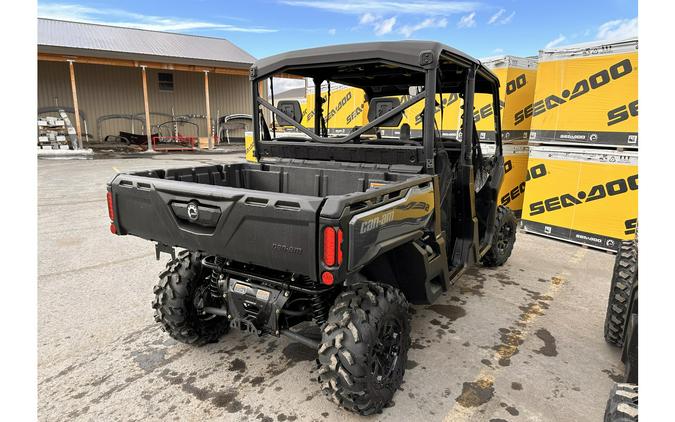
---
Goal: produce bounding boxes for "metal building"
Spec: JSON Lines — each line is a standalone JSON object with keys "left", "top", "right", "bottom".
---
{"left": 38, "top": 18, "right": 256, "bottom": 149}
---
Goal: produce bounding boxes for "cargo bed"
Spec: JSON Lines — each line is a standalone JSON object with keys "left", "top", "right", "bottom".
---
{"left": 108, "top": 161, "right": 425, "bottom": 279}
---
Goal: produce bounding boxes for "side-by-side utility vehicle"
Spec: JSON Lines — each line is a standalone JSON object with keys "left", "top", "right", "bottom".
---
{"left": 106, "top": 41, "right": 517, "bottom": 415}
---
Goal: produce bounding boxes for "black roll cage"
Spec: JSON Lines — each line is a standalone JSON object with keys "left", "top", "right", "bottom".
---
{"left": 250, "top": 51, "right": 503, "bottom": 174}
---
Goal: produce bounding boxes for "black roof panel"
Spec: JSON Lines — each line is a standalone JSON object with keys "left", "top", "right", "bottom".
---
{"left": 254, "top": 40, "right": 483, "bottom": 78}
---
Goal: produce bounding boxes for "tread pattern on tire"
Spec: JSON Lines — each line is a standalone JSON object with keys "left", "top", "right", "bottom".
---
{"left": 151, "top": 250, "right": 229, "bottom": 345}
{"left": 604, "top": 240, "right": 638, "bottom": 347}
{"left": 317, "top": 282, "right": 411, "bottom": 416}
{"left": 482, "top": 205, "right": 517, "bottom": 267}
{"left": 603, "top": 383, "right": 638, "bottom": 422}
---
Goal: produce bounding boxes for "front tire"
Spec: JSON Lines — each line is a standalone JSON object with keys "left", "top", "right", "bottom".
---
{"left": 604, "top": 240, "right": 638, "bottom": 347}
{"left": 317, "top": 283, "right": 411, "bottom": 415}
{"left": 152, "top": 251, "right": 229, "bottom": 345}
{"left": 482, "top": 205, "right": 517, "bottom": 267}
{"left": 603, "top": 383, "right": 638, "bottom": 422}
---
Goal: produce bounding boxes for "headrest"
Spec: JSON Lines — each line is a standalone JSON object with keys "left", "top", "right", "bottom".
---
{"left": 367, "top": 97, "right": 403, "bottom": 127}
{"left": 276, "top": 100, "right": 303, "bottom": 124}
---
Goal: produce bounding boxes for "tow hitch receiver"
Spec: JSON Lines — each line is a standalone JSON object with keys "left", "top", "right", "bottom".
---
{"left": 225, "top": 277, "right": 289, "bottom": 336}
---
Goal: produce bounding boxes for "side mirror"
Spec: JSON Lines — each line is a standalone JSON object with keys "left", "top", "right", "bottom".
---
{"left": 276, "top": 100, "right": 303, "bottom": 124}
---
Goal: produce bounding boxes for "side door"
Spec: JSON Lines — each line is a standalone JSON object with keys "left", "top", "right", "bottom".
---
{"left": 472, "top": 80, "right": 505, "bottom": 250}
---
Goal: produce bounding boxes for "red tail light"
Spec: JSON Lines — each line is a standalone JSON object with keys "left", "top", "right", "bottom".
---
{"left": 322, "top": 226, "right": 344, "bottom": 268}
{"left": 107, "top": 191, "right": 115, "bottom": 220}
{"left": 337, "top": 228, "right": 343, "bottom": 265}
{"left": 323, "top": 227, "right": 336, "bottom": 266}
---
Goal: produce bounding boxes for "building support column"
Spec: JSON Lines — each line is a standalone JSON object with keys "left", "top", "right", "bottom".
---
{"left": 140, "top": 65, "right": 153, "bottom": 152}
{"left": 204, "top": 70, "right": 212, "bottom": 149}
{"left": 67, "top": 60, "right": 83, "bottom": 149}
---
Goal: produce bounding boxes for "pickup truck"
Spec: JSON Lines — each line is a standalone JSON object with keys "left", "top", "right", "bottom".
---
{"left": 107, "top": 41, "right": 517, "bottom": 415}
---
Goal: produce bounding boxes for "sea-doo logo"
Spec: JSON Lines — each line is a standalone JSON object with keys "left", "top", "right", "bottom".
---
{"left": 607, "top": 100, "right": 638, "bottom": 126}
{"left": 529, "top": 174, "right": 638, "bottom": 216}
{"left": 187, "top": 203, "right": 199, "bottom": 221}
{"left": 505, "top": 73, "right": 527, "bottom": 95}
{"left": 514, "top": 58, "right": 634, "bottom": 126}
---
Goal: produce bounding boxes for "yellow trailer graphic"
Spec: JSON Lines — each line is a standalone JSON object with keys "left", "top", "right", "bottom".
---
{"left": 285, "top": 56, "right": 537, "bottom": 143}
{"left": 527, "top": 38, "right": 638, "bottom": 148}
{"left": 521, "top": 146, "right": 637, "bottom": 251}
{"left": 302, "top": 83, "right": 369, "bottom": 133}
{"left": 385, "top": 56, "right": 538, "bottom": 143}
{"left": 480, "top": 56, "right": 538, "bottom": 143}
{"left": 482, "top": 144, "right": 529, "bottom": 216}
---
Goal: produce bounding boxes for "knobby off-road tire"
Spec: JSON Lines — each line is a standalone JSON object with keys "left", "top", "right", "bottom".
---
{"left": 604, "top": 240, "right": 638, "bottom": 347}
{"left": 603, "top": 383, "right": 638, "bottom": 422}
{"left": 482, "top": 205, "right": 517, "bottom": 267}
{"left": 152, "top": 250, "right": 229, "bottom": 345}
{"left": 317, "top": 283, "right": 411, "bottom": 415}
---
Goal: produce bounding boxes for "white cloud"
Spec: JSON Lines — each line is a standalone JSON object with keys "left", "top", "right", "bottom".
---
{"left": 399, "top": 17, "right": 448, "bottom": 38}
{"left": 457, "top": 12, "right": 476, "bottom": 28}
{"left": 271, "top": 77, "right": 306, "bottom": 95}
{"left": 493, "top": 47, "right": 504, "bottom": 53}
{"left": 488, "top": 8, "right": 514, "bottom": 25}
{"left": 500, "top": 11, "right": 515, "bottom": 25}
{"left": 488, "top": 9, "right": 505, "bottom": 24}
{"left": 374, "top": 16, "right": 397, "bottom": 35}
{"left": 596, "top": 17, "right": 637, "bottom": 41}
{"left": 38, "top": 3, "right": 277, "bottom": 33}
{"left": 328, "top": 28, "right": 337, "bottom": 35}
{"left": 360, "top": 13, "right": 377, "bottom": 24}
{"left": 358, "top": 13, "right": 397, "bottom": 36}
{"left": 281, "top": 1, "right": 479, "bottom": 15}
{"left": 545, "top": 34, "right": 567, "bottom": 49}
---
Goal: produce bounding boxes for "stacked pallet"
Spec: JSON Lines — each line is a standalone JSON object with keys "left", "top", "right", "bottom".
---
{"left": 521, "top": 38, "right": 638, "bottom": 251}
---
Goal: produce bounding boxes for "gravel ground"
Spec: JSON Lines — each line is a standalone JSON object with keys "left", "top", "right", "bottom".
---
{"left": 38, "top": 153, "right": 622, "bottom": 421}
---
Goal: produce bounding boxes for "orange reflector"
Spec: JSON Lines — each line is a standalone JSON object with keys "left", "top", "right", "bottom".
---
{"left": 107, "top": 191, "right": 114, "bottom": 220}
{"left": 323, "top": 226, "right": 336, "bottom": 266}
{"left": 321, "top": 271, "right": 334, "bottom": 286}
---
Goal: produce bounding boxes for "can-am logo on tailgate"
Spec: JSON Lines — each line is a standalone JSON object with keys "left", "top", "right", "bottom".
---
{"left": 514, "top": 58, "right": 633, "bottom": 126}
{"left": 187, "top": 203, "right": 199, "bottom": 221}
{"left": 272, "top": 243, "right": 303, "bottom": 255}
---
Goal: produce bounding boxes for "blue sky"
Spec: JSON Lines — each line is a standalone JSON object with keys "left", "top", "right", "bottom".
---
{"left": 38, "top": 1, "right": 637, "bottom": 59}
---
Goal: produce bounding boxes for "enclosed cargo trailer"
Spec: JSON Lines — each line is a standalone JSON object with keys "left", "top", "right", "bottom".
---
{"left": 527, "top": 38, "right": 638, "bottom": 148}
{"left": 521, "top": 146, "right": 637, "bottom": 251}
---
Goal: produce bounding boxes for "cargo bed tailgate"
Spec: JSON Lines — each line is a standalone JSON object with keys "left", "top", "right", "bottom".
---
{"left": 109, "top": 174, "right": 323, "bottom": 278}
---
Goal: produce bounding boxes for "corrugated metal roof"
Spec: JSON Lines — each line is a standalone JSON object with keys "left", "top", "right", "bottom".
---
{"left": 38, "top": 18, "right": 256, "bottom": 68}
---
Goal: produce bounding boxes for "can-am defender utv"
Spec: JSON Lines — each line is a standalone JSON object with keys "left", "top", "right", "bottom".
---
{"left": 106, "top": 41, "right": 517, "bottom": 415}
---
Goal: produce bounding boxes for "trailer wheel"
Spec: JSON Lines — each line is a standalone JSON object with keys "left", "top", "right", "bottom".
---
{"left": 603, "top": 383, "right": 638, "bottom": 422}
{"left": 317, "top": 282, "right": 411, "bottom": 415}
{"left": 482, "top": 205, "right": 517, "bottom": 267}
{"left": 151, "top": 250, "right": 229, "bottom": 345}
{"left": 604, "top": 240, "right": 638, "bottom": 347}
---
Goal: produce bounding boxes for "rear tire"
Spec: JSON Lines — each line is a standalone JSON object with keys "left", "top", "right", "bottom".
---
{"left": 317, "top": 283, "right": 411, "bottom": 415}
{"left": 482, "top": 205, "right": 517, "bottom": 267}
{"left": 152, "top": 251, "right": 229, "bottom": 345}
{"left": 603, "top": 383, "right": 638, "bottom": 422}
{"left": 604, "top": 240, "right": 638, "bottom": 347}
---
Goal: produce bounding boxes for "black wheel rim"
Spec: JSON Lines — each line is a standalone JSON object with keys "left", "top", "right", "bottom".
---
{"left": 371, "top": 316, "right": 404, "bottom": 387}
{"left": 495, "top": 223, "right": 513, "bottom": 254}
